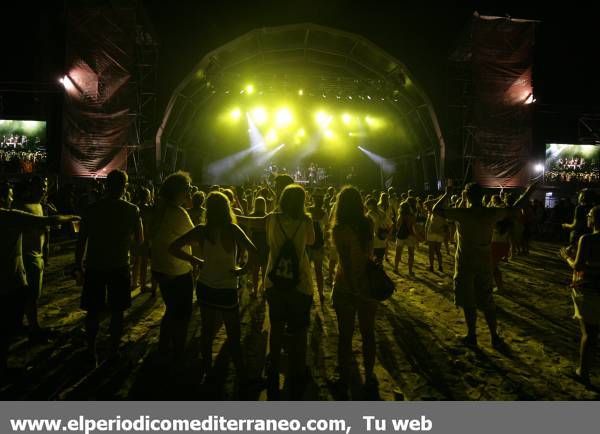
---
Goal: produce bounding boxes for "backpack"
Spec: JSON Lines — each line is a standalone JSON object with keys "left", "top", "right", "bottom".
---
{"left": 268, "top": 216, "right": 302, "bottom": 289}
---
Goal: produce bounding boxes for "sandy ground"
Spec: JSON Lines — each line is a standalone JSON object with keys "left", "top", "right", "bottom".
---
{"left": 2, "top": 240, "right": 599, "bottom": 400}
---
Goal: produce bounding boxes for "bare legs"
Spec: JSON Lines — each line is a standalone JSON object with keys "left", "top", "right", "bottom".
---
{"left": 577, "top": 320, "right": 598, "bottom": 382}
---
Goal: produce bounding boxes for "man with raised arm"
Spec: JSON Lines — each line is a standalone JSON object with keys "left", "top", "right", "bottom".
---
{"left": 432, "top": 181, "right": 538, "bottom": 349}
{"left": 0, "top": 182, "right": 79, "bottom": 381}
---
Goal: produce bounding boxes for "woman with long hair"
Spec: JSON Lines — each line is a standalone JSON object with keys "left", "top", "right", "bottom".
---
{"left": 332, "top": 186, "right": 378, "bottom": 391}
{"left": 561, "top": 205, "right": 600, "bottom": 384}
{"left": 263, "top": 184, "right": 315, "bottom": 399}
{"left": 170, "top": 191, "right": 257, "bottom": 383}
{"left": 150, "top": 171, "right": 196, "bottom": 364}
{"left": 394, "top": 200, "right": 417, "bottom": 276}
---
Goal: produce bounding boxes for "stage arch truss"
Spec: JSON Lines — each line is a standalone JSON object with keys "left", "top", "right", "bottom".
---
{"left": 157, "top": 23, "right": 446, "bottom": 184}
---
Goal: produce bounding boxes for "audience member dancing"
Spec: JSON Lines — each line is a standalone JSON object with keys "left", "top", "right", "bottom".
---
{"left": 171, "top": 191, "right": 257, "bottom": 383}
{"left": 149, "top": 172, "right": 196, "bottom": 365}
{"left": 432, "top": 182, "right": 537, "bottom": 349}
{"left": 561, "top": 205, "right": 600, "bottom": 385}
{"left": 1, "top": 182, "right": 79, "bottom": 381}
{"left": 18, "top": 176, "right": 51, "bottom": 341}
{"left": 75, "top": 170, "right": 143, "bottom": 365}
{"left": 562, "top": 189, "right": 596, "bottom": 253}
{"left": 332, "top": 186, "right": 378, "bottom": 393}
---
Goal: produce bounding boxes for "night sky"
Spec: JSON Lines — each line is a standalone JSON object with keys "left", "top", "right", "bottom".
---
{"left": 1, "top": 0, "right": 598, "bottom": 148}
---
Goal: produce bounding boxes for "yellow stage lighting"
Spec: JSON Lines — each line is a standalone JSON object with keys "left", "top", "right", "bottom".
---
{"left": 315, "top": 111, "right": 332, "bottom": 128}
{"left": 245, "top": 84, "right": 255, "bottom": 94}
{"left": 275, "top": 108, "right": 293, "bottom": 127}
{"left": 265, "top": 129, "right": 278, "bottom": 144}
{"left": 229, "top": 108, "right": 242, "bottom": 121}
{"left": 251, "top": 107, "right": 268, "bottom": 124}
{"left": 324, "top": 129, "right": 335, "bottom": 139}
{"left": 365, "top": 115, "right": 385, "bottom": 129}
{"left": 298, "top": 89, "right": 304, "bottom": 96}
{"left": 342, "top": 113, "right": 352, "bottom": 125}
{"left": 297, "top": 128, "right": 306, "bottom": 137}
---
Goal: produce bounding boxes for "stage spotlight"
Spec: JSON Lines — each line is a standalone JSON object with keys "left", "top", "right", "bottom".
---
{"left": 245, "top": 84, "right": 255, "bottom": 95}
{"left": 229, "top": 108, "right": 242, "bottom": 121}
{"left": 324, "top": 129, "right": 334, "bottom": 139}
{"left": 298, "top": 89, "right": 304, "bottom": 96}
{"left": 275, "top": 108, "right": 293, "bottom": 127}
{"left": 251, "top": 107, "right": 268, "bottom": 125}
{"left": 342, "top": 113, "right": 352, "bottom": 125}
{"left": 297, "top": 128, "right": 306, "bottom": 137}
{"left": 365, "top": 115, "right": 385, "bottom": 129}
{"left": 315, "top": 111, "right": 332, "bottom": 128}
{"left": 534, "top": 163, "right": 544, "bottom": 173}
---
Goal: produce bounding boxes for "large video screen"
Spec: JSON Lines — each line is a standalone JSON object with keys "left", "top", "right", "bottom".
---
{"left": 0, "top": 119, "right": 47, "bottom": 173}
{"left": 545, "top": 143, "right": 600, "bottom": 184}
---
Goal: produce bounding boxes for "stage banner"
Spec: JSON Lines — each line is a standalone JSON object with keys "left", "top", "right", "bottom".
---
{"left": 61, "top": 6, "right": 136, "bottom": 178}
{"left": 471, "top": 14, "right": 535, "bottom": 188}
{"left": 2, "top": 401, "right": 599, "bottom": 434}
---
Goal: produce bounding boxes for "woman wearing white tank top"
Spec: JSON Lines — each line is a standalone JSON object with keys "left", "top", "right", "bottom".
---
{"left": 170, "top": 191, "right": 257, "bottom": 383}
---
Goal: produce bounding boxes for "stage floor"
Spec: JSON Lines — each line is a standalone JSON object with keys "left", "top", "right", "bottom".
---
{"left": 2, "top": 240, "right": 599, "bottom": 400}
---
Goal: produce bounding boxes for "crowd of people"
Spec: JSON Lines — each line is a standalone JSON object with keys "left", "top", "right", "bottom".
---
{"left": 1, "top": 169, "right": 599, "bottom": 397}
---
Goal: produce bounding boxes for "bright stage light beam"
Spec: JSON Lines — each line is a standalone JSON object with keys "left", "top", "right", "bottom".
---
{"left": 358, "top": 146, "right": 396, "bottom": 174}
{"left": 342, "top": 113, "right": 352, "bottom": 125}
{"left": 251, "top": 107, "right": 268, "bottom": 125}
{"left": 275, "top": 108, "right": 293, "bottom": 127}
{"left": 245, "top": 84, "right": 255, "bottom": 95}
{"left": 534, "top": 163, "right": 544, "bottom": 173}
{"left": 230, "top": 108, "right": 242, "bottom": 121}
{"left": 315, "top": 111, "right": 332, "bottom": 128}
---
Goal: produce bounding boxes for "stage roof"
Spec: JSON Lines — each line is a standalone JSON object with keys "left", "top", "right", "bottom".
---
{"left": 157, "top": 23, "right": 445, "bottom": 179}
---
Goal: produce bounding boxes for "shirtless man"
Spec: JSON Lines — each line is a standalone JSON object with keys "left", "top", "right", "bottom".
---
{"left": 0, "top": 182, "right": 79, "bottom": 381}
{"left": 433, "top": 182, "right": 537, "bottom": 349}
{"left": 75, "top": 170, "right": 143, "bottom": 364}
{"left": 18, "top": 176, "right": 50, "bottom": 342}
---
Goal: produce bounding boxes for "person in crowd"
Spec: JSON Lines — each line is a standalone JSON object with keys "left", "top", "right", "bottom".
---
{"left": 148, "top": 172, "right": 195, "bottom": 365}
{"left": 432, "top": 182, "right": 537, "bottom": 349}
{"left": 562, "top": 189, "right": 596, "bottom": 253}
{"left": 18, "top": 176, "right": 50, "bottom": 341}
{"left": 75, "top": 170, "right": 143, "bottom": 364}
{"left": 187, "top": 191, "right": 206, "bottom": 226}
{"left": 241, "top": 184, "right": 315, "bottom": 399}
{"left": 424, "top": 196, "right": 446, "bottom": 273}
{"left": 249, "top": 196, "right": 269, "bottom": 297}
{"left": 332, "top": 186, "right": 378, "bottom": 392}
{"left": 265, "top": 184, "right": 314, "bottom": 398}
{"left": 170, "top": 191, "right": 257, "bottom": 384}
{"left": 394, "top": 201, "right": 417, "bottom": 276}
{"left": 307, "top": 193, "right": 328, "bottom": 303}
{"left": 1, "top": 182, "right": 79, "bottom": 381}
{"left": 377, "top": 193, "right": 394, "bottom": 263}
{"left": 133, "top": 187, "right": 154, "bottom": 293}
{"left": 560, "top": 205, "right": 600, "bottom": 385}
{"left": 366, "top": 197, "right": 392, "bottom": 266}
{"left": 490, "top": 198, "right": 511, "bottom": 293}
